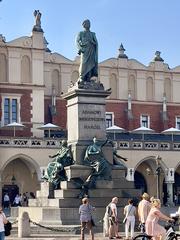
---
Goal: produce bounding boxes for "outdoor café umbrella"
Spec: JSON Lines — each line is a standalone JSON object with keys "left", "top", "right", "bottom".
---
{"left": 131, "top": 126, "right": 155, "bottom": 140}
{"left": 37, "top": 123, "right": 60, "bottom": 138}
{"left": 106, "top": 125, "right": 126, "bottom": 140}
{"left": 3, "top": 122, "right": 25, "bottom": 137}
{"left": 161, "top": 127, "right": 180, "bottom": 141}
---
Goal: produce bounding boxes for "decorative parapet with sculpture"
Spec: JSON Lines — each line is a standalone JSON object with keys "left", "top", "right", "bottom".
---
{"left": 32, "top": 10, "right": 43, "bottom": 32}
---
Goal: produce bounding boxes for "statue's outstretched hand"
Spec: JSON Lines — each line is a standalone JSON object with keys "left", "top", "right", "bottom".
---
{"left": 120, "top": 156, "right": 128, "bottom": 161}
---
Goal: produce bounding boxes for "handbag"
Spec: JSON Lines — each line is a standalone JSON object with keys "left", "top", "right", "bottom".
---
{"left": 88, "top": 204, "right": 95, "bottom": 227}
{"left": 91, "top": 218, "right": 96, "bottom": 226}
{"left": 123, "top": 205, "right": 133, "bottom": 224}
{"left": 4, "top": 221, "right": 12, "bottom": 236}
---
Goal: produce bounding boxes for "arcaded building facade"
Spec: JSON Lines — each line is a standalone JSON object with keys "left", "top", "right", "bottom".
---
{"left": 0, "top": 14, "right": 180, "bottom": 205}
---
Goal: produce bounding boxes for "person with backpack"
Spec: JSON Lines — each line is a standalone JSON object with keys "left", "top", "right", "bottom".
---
{"left": 104, "top": 197, "right": 121, "bottom": 239}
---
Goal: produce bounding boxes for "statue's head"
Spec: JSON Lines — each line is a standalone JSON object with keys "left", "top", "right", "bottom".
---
{"left": 61, "top": 140, "right": 67, "bottom": 147}
{"left": 82, "top": 19, "right": 90, "bottom": 30}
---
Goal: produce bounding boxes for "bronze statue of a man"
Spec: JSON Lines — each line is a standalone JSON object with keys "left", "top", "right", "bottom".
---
{"left": 76, "top": 19, "right": 98, "bottom": 82}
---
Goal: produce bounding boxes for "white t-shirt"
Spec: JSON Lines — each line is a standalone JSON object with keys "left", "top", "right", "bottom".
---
{"left": 110, "top": 202, "right": 117, "bottom": 217}
{"left": 124, "top": 204, "right": 136, "bottom": 217}
{"left": 0, "top": 213, "right": 6, "bottom": 232}
{"left": 14, "top": 196, "right": 21, "bottom": 204}
{"left": 4, "top": 194, "right": 10, "bottom": 202}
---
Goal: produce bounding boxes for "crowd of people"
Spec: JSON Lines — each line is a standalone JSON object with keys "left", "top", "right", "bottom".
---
{"left": 0, "top": 191, "right": 176, "bottom": 240}
{"left": 79, "top": 193, "right": 175, "bottom": 240}
{"left": 2, "top": 192, "right": 36, "bottom": 209}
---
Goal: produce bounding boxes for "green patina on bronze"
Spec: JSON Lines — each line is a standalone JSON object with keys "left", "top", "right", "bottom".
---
{"left": 43, "top": 140, "right": 74, "bottom": 189}
{"left": 76, "top": 19, "right": 98, "bottom": 83}
{"left": 78, "top": 137, "right": 112, "bottom": 198}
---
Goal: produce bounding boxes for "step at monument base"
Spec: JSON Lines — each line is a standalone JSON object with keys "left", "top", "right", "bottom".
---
{"left": 22, "top": 165, "right": 141, "bottom": 226}
{"left": 18, "top": 206, "right": 126, "bottom": 225}
{"left": 29, "top": 196, "right": 138, "bottom": 208}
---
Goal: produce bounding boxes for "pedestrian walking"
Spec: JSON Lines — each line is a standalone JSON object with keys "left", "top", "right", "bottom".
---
{"left": 0, "top": 206, "right": 8, "bottom": 240}
{"left": 13, "top": 194, "right": 21, "bottom": 207}
{"left": 79, "top": 197, "right": 95, "bottom": 240}
{"left": 108, "top": 197, "right": 121, "bottom": 239}
{"left": 103, "top": 201, "right": 111, "bottom": 237}
{"left": 137, "top": 193, "right": 151, "bottom": 233}
{"left": 3, "top": 193, "right": 10, "bottom": 209}
{"left": 123, "top": 199, "right": 136, "bottom": 240}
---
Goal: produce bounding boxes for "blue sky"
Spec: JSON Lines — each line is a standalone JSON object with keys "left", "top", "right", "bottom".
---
{"left": 0, "top": 0, "right": 180, "bottom": 68}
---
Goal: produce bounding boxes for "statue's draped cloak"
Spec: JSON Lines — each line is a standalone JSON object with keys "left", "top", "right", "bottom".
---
{"left": 45, "top": 146, "right": 74, "bottom": 188}
{"left": 76, "top": 30, "right": 98, "bottom": 80}
{"left": 84, "top": 143, "right": 110, "bottom": 178}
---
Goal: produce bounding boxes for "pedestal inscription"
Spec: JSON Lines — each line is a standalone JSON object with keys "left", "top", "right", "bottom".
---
{"left": 79, "top": 109, "right": 105, "bottom": 130}
{"left": 63, "top": 88, "right": 111, "bottom": 142}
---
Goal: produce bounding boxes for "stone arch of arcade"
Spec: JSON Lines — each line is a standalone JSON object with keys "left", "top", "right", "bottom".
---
{"left": 0, "top": 153, "right": 41, "bottom": 204}
{"left": 133, "top": 155, "right": 167, "bottom": 201}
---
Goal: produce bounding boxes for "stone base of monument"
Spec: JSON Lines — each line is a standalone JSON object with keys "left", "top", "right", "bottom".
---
{"left": 16, "top": 165, "right": 141, "bottom": 233}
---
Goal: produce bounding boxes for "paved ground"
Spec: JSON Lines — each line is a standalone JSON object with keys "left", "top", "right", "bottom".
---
{"left": 5, "top": 206, "right": 180, "bottom": 239}
{"left": 6, "top": 233, "right": 123, "bottom": 240}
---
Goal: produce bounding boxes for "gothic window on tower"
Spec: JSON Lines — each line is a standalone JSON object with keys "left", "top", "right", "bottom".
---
{"left": 176, "top": 116, "right": 180, "bottom": 130}
{"left": 1, "top": 96, "right": 20, "bottom": 126}
{"left": 140, "top": 114, "right": 150, "bottom": 128}
{"left": 105, "top": 112, "right": 114, "bottom": 128}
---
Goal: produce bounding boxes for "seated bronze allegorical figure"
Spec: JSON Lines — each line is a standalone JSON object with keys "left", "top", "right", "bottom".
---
{"left": 42, "top": 140, "right": 74, "bottom": 189}
{"left": 78, "top": 137, "right": 112, "bottom": 198}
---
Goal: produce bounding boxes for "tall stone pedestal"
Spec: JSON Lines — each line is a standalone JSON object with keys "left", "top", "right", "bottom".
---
{"left": 63, "top": 86, "right": 113, "bottom": 164}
